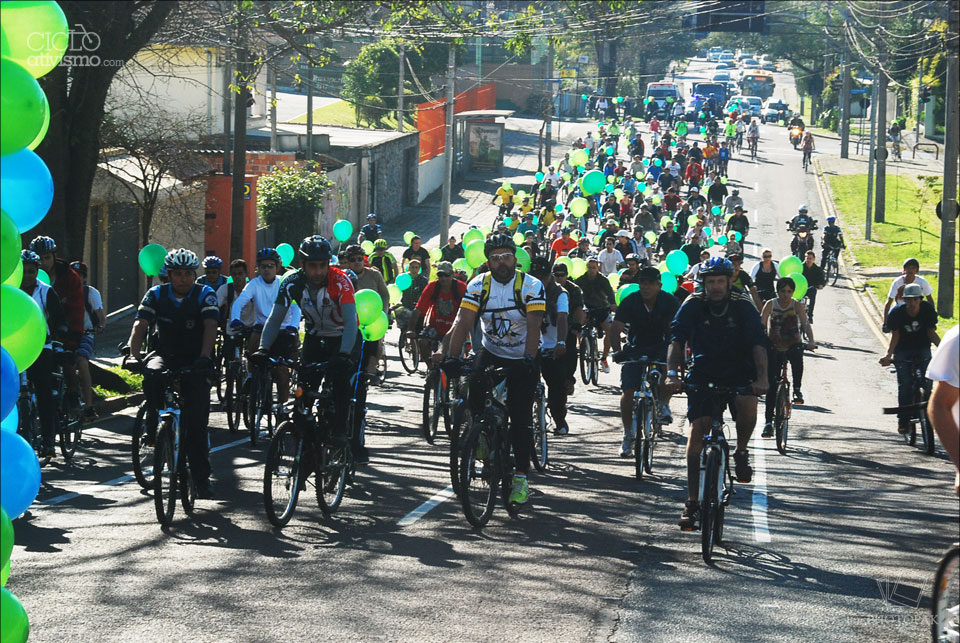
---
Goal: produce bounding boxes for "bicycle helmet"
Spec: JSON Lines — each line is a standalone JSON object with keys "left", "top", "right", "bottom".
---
{"left": 163, "top": 248, "right": 200, "bottom": 271}
{"left": 343, "top": 244, "right": 363, "bottom": 258}
{"left": 484, "top": 233, "right": 516, "bottom": 257}
{"left": 299, "top": 235, "right": 332, "bottom": 262}
{"left": 529, "top": 256, "right": 551, "bottom": 277}
{"left": 29, "top": 235, "right": 56, "bottom": 254}
{"left": 624, "top": 253, "right": 640, "bottom": 263}
{"left": 826, "top": 216, "right": 836, "bottom": 223}
{"left": 366, "top": 213, "right": 377, "bottom": 220}
{"left": 797, "top": 204, "right": 809, "bottom": 213}
{"left": 373, "top": 239, "right": 388, "bottom": 249}
{"left": 20, "top": 249, "right": 41, "bottom": 266}
{"left": 256, "top": 247, "right": 281, "bottom": 265}
{"left": 202, "top": 255, "right": 223, "bottom": 269}
{"left": 70, "top": 260, "right": 88, "bottom": 277}
{"left": 697, "top": 257, "right": 734, "bottom": 278}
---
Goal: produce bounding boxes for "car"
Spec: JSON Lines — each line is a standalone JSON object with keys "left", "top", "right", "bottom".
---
{"left": 739, "top": 95, "right": 763, "bottom": 116}
{"left": 761, "top": 98, "right": 792, "bottom": 123}
{"left": 712, "top": 72, "right": 731, "bottom": 82}
{"left": 742, "top": 59, "right": 760, "bottom": 69}
{"left": 761, "top": 62, "right": 778, "bottom": 72}
{"left": 708, "top": 46, "right": 723, "bottom": 61}
{"left": 725, "top": 81, "right": 739, "bottom": 95}
{"left": 715, "top": 62, "right": 732, "bottom": 70}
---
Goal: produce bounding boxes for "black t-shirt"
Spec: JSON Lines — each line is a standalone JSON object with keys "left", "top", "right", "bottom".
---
{"left": 440, "top": 244, "right": 464, "bottom": 263}
{"left": 888, "top": 302, "right": 937, "bottom": 353}
{"left": 402, "top": 247, "right": 430, "bottom": 271}
{"left": 615, "top": 290, "right": 680, "bottom": 351}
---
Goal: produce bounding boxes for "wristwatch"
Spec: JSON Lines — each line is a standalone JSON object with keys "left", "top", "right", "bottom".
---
{"left": 556, "top": 341, "right": 566, "bottom": 346}
{"left": 666, "top": 370, "right": 678, "bottom": 377}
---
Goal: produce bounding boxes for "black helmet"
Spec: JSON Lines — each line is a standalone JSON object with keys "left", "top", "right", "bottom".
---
{"left": 299, "top": 235, "right": 332, "bottom": 262}
{"left": 484, "top": 233, "right": 516, "bottom": 258}
{"left": 529, "top": 256, "right": 551, "bottom": 277}
{"left": 698, "top": 257, "right": 734, "bottom": 279}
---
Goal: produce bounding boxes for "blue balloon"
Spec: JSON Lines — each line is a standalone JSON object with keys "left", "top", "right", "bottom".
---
{"left": 0, "top": 405, "right": 18, "bottom": 434}
{"left": 0, "top": 149, "right": 54, "bottom": 233}
{"left": 0, "top": 347, "right": 17, "bottom": 420}
{"left": 0, "top": 430, "right": 41, "bottom": 518}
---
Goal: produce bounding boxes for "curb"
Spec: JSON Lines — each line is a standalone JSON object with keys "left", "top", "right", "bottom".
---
{"left": 812, "top": 159, "right": 887, "bottom": 351}
{"left": 97, "top": 392, "right": 144, "bottom": 416}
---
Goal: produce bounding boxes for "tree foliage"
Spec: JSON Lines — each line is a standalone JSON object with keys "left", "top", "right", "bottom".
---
{"left": 257, "top": 163, "right": 333, "bottom": 246}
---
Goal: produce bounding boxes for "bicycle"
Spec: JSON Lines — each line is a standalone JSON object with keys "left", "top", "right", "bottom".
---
{"left": 51, "top": 344, "right": 83, "bottom": 461}
{"left": 422, "top": 356, "right": 453, "bottom": 445}
{"left": 579, "top": 310, "right": 604, "bottom": 386}
{"left": 885, "top": 358, "right": 935, "bottom": 455}
{"left": 130, "top": 401, "right": 153, "bottom": 489}
{"left": 747, "top": 135, "right": 758, "bottom": 159}
{"left": 457, "top": 364, "right": 523, "bottom": 528}
{"left": 684, "top": 383, "right": 749, "bottom": 564}
{"left": 243, "top": 349, "right": 284, "bottom": 447}
{"left": 932, "top": 542, "right": 960, "bottom": 642}
{"left": 822, "top": 246, "right": 840, "bottom": 286}
{"left": 213, "top": 329, "right": 225, "bottom": 403}
{"left": 391, "top": 304, "right": 420, "bottom": 374}
{"left": 617, "top": 353, "right": 665, "bottom": 479}
{"left": 221, "top": 328, "right": 249, "bottom": 434}
{"left": 531, "top": 371, "right": 549, "bottom": 473}
{"left": 16, "top": 373, "right": 50, "bottom": 467}
{"left": 770, "top": 348, "right": 797, "bottom": 455}
{"left": 802, "top": 148, "right": 812, "bottom": 172}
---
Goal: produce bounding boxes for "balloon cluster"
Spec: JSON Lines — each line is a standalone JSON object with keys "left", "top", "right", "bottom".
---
{"left": 355, "top": 289, "right": 388, "bottom": 341}
{"left": 1, "top": 1, "right": 71, "bottom": 638}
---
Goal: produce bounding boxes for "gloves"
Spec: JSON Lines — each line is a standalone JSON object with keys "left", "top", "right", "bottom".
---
{"left": 441, "top": 357, "right": 464, "bottom": 378}
{"left": 230, "top": 319, "right": 244, "bottom": 330}
{"left": 249, "top": 349, "right": 271, "bottom": 367}
{"left": 329, "top": 352, "right": 354, "bottom": 372}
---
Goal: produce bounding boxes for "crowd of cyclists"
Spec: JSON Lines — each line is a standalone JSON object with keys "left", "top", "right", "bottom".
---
{"left": 14, "top": 97, "right": 958, "bottom": 537}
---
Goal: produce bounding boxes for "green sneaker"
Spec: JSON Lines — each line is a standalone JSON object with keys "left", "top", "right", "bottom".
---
{"left": 508, "top": 475, "right": 529, "bottom": 505}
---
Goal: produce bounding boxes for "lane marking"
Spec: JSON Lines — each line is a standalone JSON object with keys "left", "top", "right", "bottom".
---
{"left": 753, "top": 182, "right": 761, "bottom": 224}
{"left": 397, "top": 485, "right": 455, "bottom": 527}
{"left": 751, "top": 431, "right": 772, "bottom": 542}
{"left": 41, "top": 437, "right": 250, "bottom": 506}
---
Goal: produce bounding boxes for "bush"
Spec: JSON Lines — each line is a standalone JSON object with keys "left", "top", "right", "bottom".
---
{"left": 257, "top": 164, "right": 333, "bottom": 247}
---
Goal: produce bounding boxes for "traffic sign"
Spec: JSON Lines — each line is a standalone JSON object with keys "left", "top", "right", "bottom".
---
{"left": 851, "top": 88, "right": 869, "bottom": 95}
{"left": 578, "top": 55, "right": 590, "bottom": 64}
{"left": 560, "top": 68, "right": 577, "bottom": 78}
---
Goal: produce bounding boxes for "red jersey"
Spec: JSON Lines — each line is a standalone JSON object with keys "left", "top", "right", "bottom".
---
{"left": 415, "top": 279, "right": 467, "bottom": 337}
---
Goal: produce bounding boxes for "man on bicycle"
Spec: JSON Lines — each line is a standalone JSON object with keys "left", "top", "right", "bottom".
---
{"left": 256, "top": 236, "right": 360, "bottom": 454}
{"left": 218, "top": 259, "right": 252, "bottom": 368}
{"left": 20, "top": 250, "right": 68, "bottom": 458}
{"left": 529, "top": 256, "right": 572, "bottom": 435}
{"left": 879, "top": 284, "right": 940, "bottom": 435}
{"left": 575, "top": 256, "right": 619, "bottom": 373}
{"left": 442, "top": 234, "right": 545, "bottom": 506}
{"left": 230, "top": 248, "right": 301, "bottom": 417}
{"left": 493, "top": 183, "right": 515, "bottom": 217}
{"left": 820, "top": 215, "right": 846, "bottom": 265}
{"left": 127, "top": 249, "right": 219, "bottom": 498}
{"left": 360, "top": 213, "right": 382, "bottom": 242}
{"left": 663, "top": 258, "right": 769, "bottom": 531}
{"left": 370, "top": 239, "right": 399, "bottom": 285}
{"left": 800, "top": 251, "right": 826, "bottom": 323}
{"left": 407, "top": 261, "right": 466, "bottom": 367}
{"left": 613, "top": 266, "right": 680, "bottom": 457}
{"left": 343, "top": 245, "right": 390, "bottom": 384}
{"left": 198, "top": 255, "right": 227, "bottom": 291}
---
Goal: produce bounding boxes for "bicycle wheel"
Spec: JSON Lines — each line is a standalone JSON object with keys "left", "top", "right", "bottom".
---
{"left": 20, "top": 399, "right": 50, "bottom": 468}
{"left": 316, "top": 444, "right": 348, "bottom": 516}
{"left": 421, "top": 370, "right": 441, "bottom": 445}
{"left": 241, "top": 376, "right": 255, "bottom": 431}
{"left": 589, "top": 335, "right": 600, "bottom": 386}
{"left": 919, "top": 390, "right": 935, "bottom": 456}
{"left": 775, "top": 382, "right": 790, "bottom": 454}
{"left": 701, "top": 448, "right": 721, "bottom": 564}
{"left": 225, "top": 367, "right": 240, "bottom": 433}
{"left": 459, "top": 423, "right": 498, "bottom": 528}
{"left": 131, "top": 404, "right": 153, "bottom": 489}
{"left": 932, "top": 545, "right": 960, "bottom": 643}
{"left": 153, "top": 419, "right": 177, "bottom": 527}
{"left": 179, "top": 458, "right": 196, "bottom": 516}
{"left": 579, "top": 336, "right": 591, "bottom": 384}
{"left": 826, "top": 259, "right": 839, "bottom": 286}
{"left": 58, "top": 406, "right": 81, "bottom": 460}
{"left": 263, "top": 422, "right": 303, "bottom": 527}
{"left": 634, "top": 400, "right": 648, "bottom": 480}
{"left": 439, "top": 370, "right": 453, "bottom": 436}
{"left": 531, "top": 384, "right": 548, "bottom": 472}
{"left": 399, "top": 333, "right": 420, "bottom": 374}
{"left": 449, "top": 404, "right": 471, "bottom": 496}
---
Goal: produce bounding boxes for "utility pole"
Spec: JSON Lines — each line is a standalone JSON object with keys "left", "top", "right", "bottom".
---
{"left": 915, "top": 57, "right": 923, "bottom": 144}
{"left": 937, "top": 3, "right": 958, "bottom": 318}
{"left": 229, "top": 23, "right": 249, "bottom": 260}
{"left": 839, "top": 52, "right": 852, "bottom": 158}
{"left": 306, "top": 67, "right": 313, "bottom": 162}
{"left": 545, "top": 38, "right": 554, "bottom": 167}
{"left": 397, "top": 41, "right": 405, "bottom": 133}
{"left": 221, "top": 35, "right": 232, "bottom": 175}
{"left": 865, "top": 65, "right": 878, "bottom": 241}
{"left": 874, "top": 62, "right": 888, "bottom": 223}
{"left": 440, "top": 42, "right": 455, "bottom": 243}
{"left": 269, "top": 62, "right": 277, "bottom": 152}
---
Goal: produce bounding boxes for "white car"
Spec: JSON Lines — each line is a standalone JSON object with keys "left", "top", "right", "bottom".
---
{"left": 725, "top": 96, "right": 762, "bottom": 117}
{"left": 712, "top": 72, "right": 731, "bottom": 82}
{"left": 761, "top": 98, "right": 792, "bottom": 123}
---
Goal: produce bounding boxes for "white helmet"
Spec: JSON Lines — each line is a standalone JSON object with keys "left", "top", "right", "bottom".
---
{"left": 798, "top": 204, "right": 809, "bottom": 213}
{"left": 163, "top": 248, "right": 200, "bottom": 271}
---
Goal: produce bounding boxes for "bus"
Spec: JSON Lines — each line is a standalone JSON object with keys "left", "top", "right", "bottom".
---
{"left": 739, "top": 72, "right": 776, "bottom": 99}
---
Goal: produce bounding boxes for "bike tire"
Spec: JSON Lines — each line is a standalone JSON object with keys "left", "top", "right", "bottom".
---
{"left": 58, "top": 407, "right": 81, "bottom": 461}
{"left": 241, "top": 377, "right": 254, "bottom": 431}
{"left": 459, "top": 423, "right": 497, "bottom": 528}
{"left": 775, "top": 382, "right": 790, "bottom": 454}
{"left": 153, "top": 420, "right": 177, "bottom": 527}
{"left": 179, "top": 458, "right": 196, "bottom": 516}
{"left": 440, "top": 370, "right": 452, "bottom": 436}
{"left": 919, "top": 395, "right": 935, "bottom": 455}
{"left": 701, "top": 448, "right": 721, "bottom": 564}
{"left": 449, "top": 404, "right": 471, "bottom": 496}
{"left": 399, "top": 334, "right": 420, "bottom": 374}
{"left": 589, "top": 335, "right": 600, "bottom": 386}
{"left": 634, "top": 401, "right": 647, "bottom": 480}
{"left": 316, "top": 444, "right": 348, "bottom": 516}
{"left": 827, "top": 259, "right": 839, "bottom": 286}
{"left": 531, "top": 384, "right": 548, "bottom": 472}
{"left": 421, "top": 371, "right": 440, "bottom": 445}
{"left": 579, "top": 336, "right": 591, "bottom": 385}
{"left": 20, "top": 398, "right": 50, "bottom": 468}
{"left": 931, "top": 545, "right": 960, "bottom": 643}
{"left": 131, "top": 403, "right": 154, "bottom": 489}
{"left": 263, "top": 422, "right": 302, "bottom": 527}
{"left": 225, "top": 369, "right": 239, "bottom": 433}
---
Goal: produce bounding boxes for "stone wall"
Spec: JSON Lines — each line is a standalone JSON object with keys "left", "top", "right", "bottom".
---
{"left": 327, "top": 132, "right": 420, "bottom": 223}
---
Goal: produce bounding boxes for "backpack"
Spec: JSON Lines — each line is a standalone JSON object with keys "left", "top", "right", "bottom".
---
{"left": 477, "top": 271, "right": 527, "bottom": 317}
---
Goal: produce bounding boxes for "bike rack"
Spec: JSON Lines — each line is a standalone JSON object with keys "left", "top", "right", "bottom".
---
{"left": 912, "top": 142, "right": 940, "bottom": 160}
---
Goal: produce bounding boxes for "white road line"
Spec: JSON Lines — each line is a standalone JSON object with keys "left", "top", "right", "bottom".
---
{"left": 397, "top": 485, "right": 455, "bottom": 527}
{"left": 753, "top": 182, "right": 761, "bottom": 224}
{"left": 751, "top": 431, "right": 771, "bottom": 542}
{"left": 41, "top": 437, "right": 249, "bottom": 506}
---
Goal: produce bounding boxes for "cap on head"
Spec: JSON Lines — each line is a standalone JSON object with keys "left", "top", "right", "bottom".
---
{"left": 436, "top": 261, "right": 454, "bottom": 276}
{"left": 903, "top": 257, "right": 920, "bottom": 270}
{"left": 902, "top": 283, "right": 924, "bottom": 298}
{"left": 638, "top": 266, "right": 661, "bottom": 281}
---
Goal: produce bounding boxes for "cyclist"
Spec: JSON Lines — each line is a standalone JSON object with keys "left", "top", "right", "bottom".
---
{"left": 70, "top": 261, "right": 105, "bottom": 420}
{"left": 255, "top": 235, "right": 361, "bottom": 455}
{"left": 575, "top": 255, "right": 619, "bottom": 373}
{"left": 127, "top": 249, "right": 219, "bottom": 498}
{"left": 883, "top": 257, "right": 936, "bottom": 327}
{"left": 529, "top": 256, "right": 572, "bottom": 435}
{"left": 655, "top": 221, "right": 683, "bottom": 257}
{"left": 406, "top": 261, "right": 466, "bottom": 367}
{"left": 440, "top": 235, "right": 465, "bottom": 264}
{"left": 402, "top": 235, "right": 431, "bottom": 276}
{"left": 887, "top": 121, "right": 902, "bottom": 160}
{"left": 230, "top": 248, "right": 302, "bottom": 418}
{"left": 760, "top": 277, "right": 815, "bottom": 437}
{"left": 218, "top": 259, "right": 252, "bottom": 367}
{"left": 664, "top": 258, "right": 769, "bottom": 531}
{"left": 800, "top": 130, "right": 815, "bottom": 167}
{"left": 553, "top": 261, "right": 584, "bottom": 405}
{"left": 750, "top": 248, "right": 779, "bottom": 303}
{"left": 492, "top": 183, "right": 515, "bottom": 218}
{"left": 746, "top": 119, "right": 760, "bottom": 153}
{"left": 370, "top": 239, "right": 399, "bottom": 285}
{"left": 820, "top": 216, "right": 846, "bottom": 265}
{"left": 800, "top": 251, "right": 826, "bottom": 323}
{"left": 20, "top": 250, "right": 68, "bottom": 458}
{"left": 735, "top": 117, "right": 746, "bottom": 150}
{"left": 613, "top": 266, "right": 680, "bottom": 457}
{"left": 29, "top": 235, "right": 84, "bottom": 351}
{"left": 925, "top": 324, "right": 959, "bottom": 493}
{"left": 197, "top": 255, "right": 227, "bottom": 291}
{"left": 360, "top": 213, "right": 382, "bottom": 242}
{"left": 729, "top": 254, "right": 762, "bottom": 310}
{"left": 879, "top": 283, "right": 940, "bottom": 435}
{"left": 725, "top": 205, "right": 750, "bottom": 245}
{"left": 441, "top": 234, "right": 545, "bottom": 505}
{"left": 343, "top": 244, "right": 390, "bottom": 384}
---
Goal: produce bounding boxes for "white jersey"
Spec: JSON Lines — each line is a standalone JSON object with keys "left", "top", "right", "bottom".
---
{"left": 599, "top": 249, "right": 624, "bottom": 275}
{"left": 461, "top": 272, "right": 545, "bottom": 359}
{"left": 926, "top": 324, "right": 959, "bottom": 428}
{"left": 541, "top": 290, "right": 569, "bottom": 351}
{"left": 231, "top": 275, "right": 300, "bottom": 329}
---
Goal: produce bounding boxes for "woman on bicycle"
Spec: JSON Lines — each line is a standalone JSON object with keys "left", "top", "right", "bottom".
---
{"left": 801, "top": 130, "right": 815, "bottom": 167}
{"left": 761, "top": 277, "right": 815, "bottom": 437}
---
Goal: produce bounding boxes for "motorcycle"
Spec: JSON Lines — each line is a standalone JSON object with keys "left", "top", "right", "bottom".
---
{"left": 785, "top": 217, "right": 819, "bottom": 233}
{"left": 789, "top": 126, "right": 803, "bottom": 149}
{"left": 790, "top": 228, "right": 815, "bottom": 259}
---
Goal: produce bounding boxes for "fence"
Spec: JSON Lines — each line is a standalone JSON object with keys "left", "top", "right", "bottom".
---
{"left": 416, "top": 84, "right": 496, "bottom": 162}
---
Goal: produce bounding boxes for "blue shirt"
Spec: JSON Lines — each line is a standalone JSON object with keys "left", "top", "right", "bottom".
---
{"left": 136, "top": 283, "right": 219, "bottom": 361}
{"left": 197, "top": 274, "right": 227, "bottom": 291}
{"left": 360, "top": 223, "right": 382, "bottom": 241}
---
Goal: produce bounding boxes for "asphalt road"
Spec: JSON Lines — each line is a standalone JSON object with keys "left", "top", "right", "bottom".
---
{"left": 7, "top": 59, "right": 958, "bottom": 643}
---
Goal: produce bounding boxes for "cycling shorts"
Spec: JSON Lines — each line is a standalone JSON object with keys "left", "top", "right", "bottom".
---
{"left": 588, "top": 308, "right": 612, "bottom": 328}
{"left": 77, "top": 332, "right": 95, "bottom": 359}
{"left": 686, "top": 377, "right": 754, "bottom": 422}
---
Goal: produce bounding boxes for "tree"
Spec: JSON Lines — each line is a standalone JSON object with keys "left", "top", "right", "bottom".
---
{"left": 257, "top": 164, "right": 333, "bottom": 246}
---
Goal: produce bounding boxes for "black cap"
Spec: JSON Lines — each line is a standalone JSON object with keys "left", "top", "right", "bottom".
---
{"left": 638, "top": 266, "right": 661, "bottom": 281}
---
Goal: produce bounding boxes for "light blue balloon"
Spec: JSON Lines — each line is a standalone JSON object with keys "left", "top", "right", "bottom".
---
{"left": 0, "top": 405, "right": 17, "bottom": 434}
{"left": 0, "top": 347, "right": 17, "bottom": 421}
{"left": 0, "top": 148, "right": 54, "bottom": 233}
{"left": 0, "top": 430, "right": 41, "bottom": 518}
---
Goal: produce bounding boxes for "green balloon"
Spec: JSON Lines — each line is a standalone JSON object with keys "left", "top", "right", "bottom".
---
{"left": 1, "top": 284, "right": 46, "bottom": 370}
{"left": 644, "top": 231, "right": 658, "bottom": 244}
{"left": 0, "top": 58, "right": 47, "bottom": 156}
{"left": 0, "top": 0, "right": 69, "bottom": 78}
{"left": 276, "top": 243, "right": 294, "bottom": 267}
{"left": 720, "top": 176, "right": 728, "bottom": 184}
{"left": 653, "top": 158, "right": 663, "bottom": 167}
{"left": 0, "top": 508, "right": 12, "bottom": 569}
{"left": 361, "top": 240, "right": 374, "bottom": 255}
{"left": 779, "top": 255, "right": 803, "bottom": 278}
{"left": 37, "top": 268, "right": 50, "bottom": 285}
{"left": 503, "top": 217, "right": 513, "bottom": 228}
{"left": 466, "top": 239, "right": 486, "bottom": 268}
{"left": 26, "top": 92, "right": 49, "bottom": 151}
{"left": 395, "top": 272, "right": 413, "bottom": 291}
{"left": 733, "top": 230, "right": 743, "bottom": 242}
{"left": 462, "top": 228, "right": 484, "bottom": 248}
{"left": 555, "top": 256, "right": 573, "bottom": 276}
{"left": 616, "top": 283, "right": 640, "bottom": 305}
{"left": 332, "top": 219, "right": 354, "bottom": 243}
{"left": 788, "top": 272, "right": 809, "bottom": 300}
{"left": 429, "top": 247, "right": 443, "bottom": 262}
{"left": 515, "top": 247, "right": 531, "bottom": 272}
{"left": 403, "top": 231, "right": 415, "bottom": 245}
{"left": 581, "top": 170, "right": 606, "bottom": 195}
{"left": 711, "top": 205, "right": 722, "bottom": 215}
{"left": 354, "top": 289, "right": 384, "bottom": 325}
{"left": 660, "top": 271, "right": 678, "bottom": 294}
{"left": 138, "top": 243, "right": 167, "bottom": 277}
{"left": 718, "top": 235, "right": 728, "bottom": 245}
{"left": 665, "top": 250, "right": 689, "bottom": 275}
{"left": 1, "top": 587, "right": 30, "bottom": 643}
{"left": 661, "top": 216, "right": 674, "bottom": 228}
{"left": 569, "top": 197, "right": 589, "bottom": 217}
{"left": 535, "top": 172, "right": 544, "bottom": 182}
{"left": 687, "top": 214, "right": 699, "bottom": 227}
{"left": 360, "top": 311, "right": 389, "bottom": 341}
{"left": 0, "top": 211, "right": 19, "bottom": 283}
{"left": 387, "top": 283, "right": 401, "bottom": 305}
{"left": 3, "top": 259, "right": 22, "bottom": 288}
{"left": 452, "top": 258, "right": 470, "bottom": 274}
{"left": 0, "top": 561, "right": 7, "bottom": 587}
{"left": 512, "top": 232, "right": 524, "bottom": 245}
{"left": 570, "top": 149, "right": 589, "bottom": 167}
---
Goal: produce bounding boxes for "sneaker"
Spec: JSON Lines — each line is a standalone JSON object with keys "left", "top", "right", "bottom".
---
{"left": 601, "top": 359, "right": 610, "bottom": 374}
{"left": 734, "top": 450, "right": 753, "bottom": 483}
{"left": 196, "top": 480, "right": 215, "bottom": 499}
{"left": 353, "top": 445, "right": 370, "bottom": 466}
{"left": 761, "top": 422, "right": 774, "bottom": 438}
{"left": 792, "top": 390, "right": 804, "bottom": 404}
{"left": 678, "top": 501, "right": 700, "bottom": 530}
{"left": 474, "top": 434, "right": 489, "bottom": 461}
{"left": 554, "top": 421, "right": 569, "bottom": 436}
{"left": 619, "top": 437, "right": 633, "bottom": 458}
{"left": 658, "top": 402, "right": 673, "bottom": 425}
{"left": 897, "top": 421, "right": 911, "bottom": 435}
{"left": 508, "top": 474, "right": 529, "bottom": 504}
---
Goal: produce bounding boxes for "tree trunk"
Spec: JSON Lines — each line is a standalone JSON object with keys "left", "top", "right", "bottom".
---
{"left": 230, "top": 45, "right": 249, "bottom": 259}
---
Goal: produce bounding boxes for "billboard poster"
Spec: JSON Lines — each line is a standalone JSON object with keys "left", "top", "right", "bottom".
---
{"left": 467, "top": 122, "right": 504, "bottom": 173}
